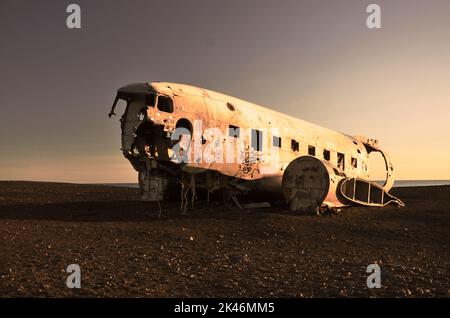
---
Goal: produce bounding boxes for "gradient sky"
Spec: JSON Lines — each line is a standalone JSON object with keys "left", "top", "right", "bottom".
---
{"left": 0, "top": 0, "right": 449, "bottom": 183}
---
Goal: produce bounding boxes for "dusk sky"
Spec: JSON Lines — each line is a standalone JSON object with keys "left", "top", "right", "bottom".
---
{"left": 1, "top": 0, "right": 449, "bottom": 182}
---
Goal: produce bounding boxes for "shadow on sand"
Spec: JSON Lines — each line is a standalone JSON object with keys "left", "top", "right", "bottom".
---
{"left": 0, "top": 200, "right": 287, "bottom": 222}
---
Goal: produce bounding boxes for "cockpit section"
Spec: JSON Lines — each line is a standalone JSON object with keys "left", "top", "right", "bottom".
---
{"left": 108, "top": 83, "right": 184, "bottom": 201}
{"left": 108, "top": 83, "right": 179, "bottom": 169}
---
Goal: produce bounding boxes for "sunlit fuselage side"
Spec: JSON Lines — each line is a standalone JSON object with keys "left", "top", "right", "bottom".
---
{"left": 111, "top": 81, "right": 395, "bottom": 204}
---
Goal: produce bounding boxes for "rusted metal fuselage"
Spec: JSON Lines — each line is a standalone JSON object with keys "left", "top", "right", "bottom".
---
{"left": 109, "top": 82, "right": 402, "bottom": 213}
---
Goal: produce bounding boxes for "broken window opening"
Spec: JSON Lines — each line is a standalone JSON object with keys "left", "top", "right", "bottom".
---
{"left": 323, "top": 149, "right": 330, "bottom": 161}
{"left": 291, "top": 139, "right": 299, "bottom": 152}
{"left": 308, "top": 145, "right": 316, "bottom": 156}
{"left": 351, "top": 157, "right": 358, "bottom": 168}
{"left": 273, "top": 136, "right": 281, "bottom": 148}
{"left": 228, "top": 125, "right": 240, "bottom": 138}
{"left": 251, "top": 129, "right": 263, "bottom": 152}
{"left": 333, "top": 168, "right": 345, "bottom": 177}
{"left": 337, "top": 152, "right": 345, "bottom": 170}
{"left": 145, "top": 93, "right": 156, "bottom": 107}
{"left": 134, "top": 121, "right": 170, "bottom": 161}
{"left": 157, "top": 95, "right": 174, "bottom": 113}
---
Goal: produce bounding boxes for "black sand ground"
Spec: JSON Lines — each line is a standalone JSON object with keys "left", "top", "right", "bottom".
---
{"left": 0, "top": 181, "right": 448, "bottom": 297}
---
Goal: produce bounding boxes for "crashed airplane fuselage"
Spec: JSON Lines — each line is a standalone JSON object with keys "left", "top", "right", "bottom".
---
{"left": 109, "top": 82, "right": 404, "bottom": 213}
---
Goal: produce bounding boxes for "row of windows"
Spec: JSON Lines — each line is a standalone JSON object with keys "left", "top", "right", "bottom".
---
{"left": 150, "top": 98, "right": 354, "bottom": 170}
{"left": 152, "top": 99, "right": 355, "bottom": 170}
{"left": 148, "top": 97, "right": 356, "bottom": 170}
{"left": 227, "top": 125, "right": 358, "bottom": 170}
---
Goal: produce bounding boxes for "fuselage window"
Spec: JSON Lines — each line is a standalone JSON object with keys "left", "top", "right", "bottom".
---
{"left": 291, "top": 139, "right": 299, "bottom": 152}
{"left": 323, "top": 149, "right": 330, "bottom": 161}
{"left": 308, "top": 145, "right": 316, "bottom": 156}
{"left": 157, "top": 95, "right": 174, "bottom": 113}
{"left": 351, "top": 157, "right": 358, "bottom": 168}
{"left": 251, "top": 129, "right": 263, "bottom": 151}
{"left": 228, "top": 125, "right": 240, "bottom": 138}
{"left": 273, "top": 136, "right": 281, "bottom": 148}
{"left": 337, "top": 152, "right": 345, "bottom": 170}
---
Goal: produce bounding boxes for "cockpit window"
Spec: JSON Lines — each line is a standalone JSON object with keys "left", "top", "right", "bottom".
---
{"left": 157, "top": 95, "right": 174, "bottom": 113}
{"left": 146, "top": 93, "right": 156, "bottom": 107}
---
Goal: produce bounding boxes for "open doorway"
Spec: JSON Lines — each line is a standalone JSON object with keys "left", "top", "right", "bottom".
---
{"left": 368, "top": 151, "right": 387, "bottom": 186}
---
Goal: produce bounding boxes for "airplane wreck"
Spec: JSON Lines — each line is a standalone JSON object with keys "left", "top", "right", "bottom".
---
{"left": 109, "top": 82, "right": 404, "bottom": 214}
